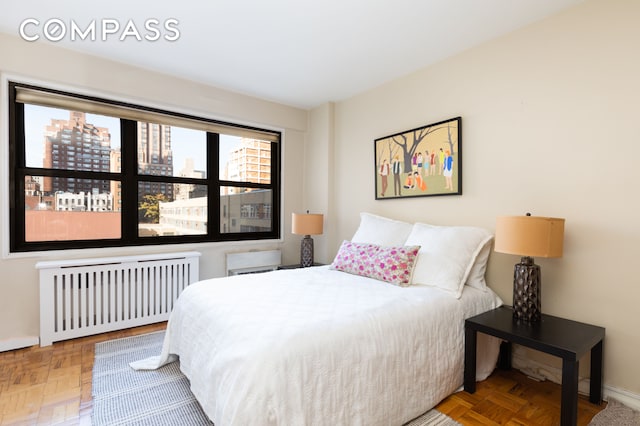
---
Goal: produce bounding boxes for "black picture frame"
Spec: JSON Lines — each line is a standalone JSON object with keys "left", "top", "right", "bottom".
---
{"left": 374, "top": 116, "right": 462, "bottom": 200}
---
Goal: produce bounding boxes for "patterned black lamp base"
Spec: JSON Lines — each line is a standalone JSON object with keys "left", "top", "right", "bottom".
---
{"left": 512, "top": 256, "right": 541, "bottom": 323}
{"left": 300, "top": 235, "right": 314, "bottom": 267}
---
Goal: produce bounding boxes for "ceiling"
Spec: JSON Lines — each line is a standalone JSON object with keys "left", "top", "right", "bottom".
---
{"left": 0, "top": 0, "right": 584, "bottom": 109}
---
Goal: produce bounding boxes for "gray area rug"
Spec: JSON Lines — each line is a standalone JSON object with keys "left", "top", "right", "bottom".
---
{"left": 91, "top": 331, "right": 213, "bottom": 425}
{"left": 404, "top": 410, "right": 461, "bottom": 426}
{"left": 91, "top": 331, "right": 460, "bottom": 425}
{"left": 589, "top": 398, "right": 640, "bottom": 426}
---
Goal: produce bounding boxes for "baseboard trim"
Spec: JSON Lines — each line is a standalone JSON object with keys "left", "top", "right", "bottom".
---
{"left": 512, "top": 352, "right": 640, "bottom": 411}
{"left": 0, "top": 336, "right": 39, "bottom": 352}
{"left": 604, "top": 385, "right": 640, "bottom": 412}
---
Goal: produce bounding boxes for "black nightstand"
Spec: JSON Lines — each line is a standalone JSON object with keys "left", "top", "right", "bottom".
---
{"left": 277, "top": 263, "right": 325, "bottom": 270}
{"left": 464, "top": 306, "right": 605, "bottom": 426}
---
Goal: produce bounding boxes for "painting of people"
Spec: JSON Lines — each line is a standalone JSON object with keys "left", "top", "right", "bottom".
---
{"left": 374, "top": 116, "right": 461, "bottom": 199}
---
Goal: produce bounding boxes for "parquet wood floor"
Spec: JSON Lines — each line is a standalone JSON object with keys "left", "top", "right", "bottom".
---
{"left": 0, "top": 323, "right": 165, "bottom": 425}
{"left": 0, "top": 323, "right": 605, "bottom": 425}
{"left": 436, "top": 369, "right": 605, "bottom": 425}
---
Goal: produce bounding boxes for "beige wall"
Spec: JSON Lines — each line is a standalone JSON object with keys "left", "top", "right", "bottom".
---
{"left": 0, "top": 33, "right": 307, "bottom": 344}
{"left": 313, "top": 0, "right": 640, "bottom": 397}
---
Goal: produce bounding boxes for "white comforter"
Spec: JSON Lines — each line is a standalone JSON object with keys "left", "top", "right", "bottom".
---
{"left": 132, "top": 266, "right": 502, "bottom": 426}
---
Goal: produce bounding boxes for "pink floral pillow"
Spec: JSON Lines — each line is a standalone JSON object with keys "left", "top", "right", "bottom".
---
{"left": 331, "top": 240, "right": 421, "bottom": 287}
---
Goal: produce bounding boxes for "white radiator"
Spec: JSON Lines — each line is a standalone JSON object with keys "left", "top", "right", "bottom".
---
{"left": 226, "top": 249, "right": 281, "bottom": 275}
{"left": 36, "top": 251, "right": 200, "bottom": 346}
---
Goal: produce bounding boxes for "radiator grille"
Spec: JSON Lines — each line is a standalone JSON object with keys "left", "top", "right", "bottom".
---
{"left": 37, "top": 252, "right": 200, "bottom": 346}
{"left": 225, "top": 249, "right": 281, "bottom": 275}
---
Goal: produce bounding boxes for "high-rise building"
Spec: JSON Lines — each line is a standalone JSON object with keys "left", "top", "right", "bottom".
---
{"left": 222, "top": 138, "right": 271, "bottom": 195}
{"left": 174, "top": 158, "right": 206, "bottom": 201}
{"left": 110, "top": 149, "right": 122, "bottom": 212}
{"left": 137, "top": 122, "right": 174, "bottom": 202}
{"left": 42, "top": 112, "right": 111, "bottom": 194}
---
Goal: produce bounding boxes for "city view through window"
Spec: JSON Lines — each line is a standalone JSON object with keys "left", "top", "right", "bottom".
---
{"left": 22, "top": 104, "right": 274, "bottom": 243}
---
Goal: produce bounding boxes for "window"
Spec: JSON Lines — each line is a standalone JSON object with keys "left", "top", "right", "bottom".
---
{"left": 9, "top": 82, "right": 281, "bottom": 252}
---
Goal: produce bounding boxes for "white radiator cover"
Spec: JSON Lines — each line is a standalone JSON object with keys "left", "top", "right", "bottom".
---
{"left": 225, "top": 249, "right": 281, "bottom": 275}
{"left": 36, "top": 251, "right": 200, "bottom": 346}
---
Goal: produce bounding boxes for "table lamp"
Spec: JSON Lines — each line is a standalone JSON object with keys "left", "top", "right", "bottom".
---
{"left": 494, "top": 213, "right": 565, "bottom": 323}
{"left": 292, "top": 211, "right": 324, "bottom": 267}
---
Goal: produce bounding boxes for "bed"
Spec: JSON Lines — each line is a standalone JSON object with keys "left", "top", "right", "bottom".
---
{"left": 132, "top": 213, "right": 503, "bottom": 425}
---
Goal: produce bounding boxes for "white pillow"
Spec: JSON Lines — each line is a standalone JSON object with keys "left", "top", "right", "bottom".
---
{"left": 350, "top": 212, "right": 413, "bottom": 247}
{"left": 405, "top": 222, "right": 493, "bottom": 298}
{"left": 465, "top": 238, "right": 493, "bottom": 291}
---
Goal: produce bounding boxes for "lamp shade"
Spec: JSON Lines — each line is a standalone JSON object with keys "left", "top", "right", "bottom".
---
{"left": 292, "top": 213, "right": 324, "bottom": 236}
{"left": 494, "top": 215, "right": 565, "bottom": 258}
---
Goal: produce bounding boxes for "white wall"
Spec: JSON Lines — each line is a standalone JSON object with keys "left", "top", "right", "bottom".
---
{"left": 0, "top": 33, "right": 307, "bottom": 345}
{"left": 301, "top": 103, "right": 335, "bottom": 263}
{"left": 312, "top": 0, "right": 640, "bottom": 397}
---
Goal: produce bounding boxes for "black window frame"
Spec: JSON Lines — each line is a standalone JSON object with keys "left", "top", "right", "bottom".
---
{"left": 8, "top": 81, "right": 281, "bottom": 253}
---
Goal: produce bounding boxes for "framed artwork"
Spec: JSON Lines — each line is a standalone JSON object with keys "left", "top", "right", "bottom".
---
{"left": 374, "top": 116, "right": 461, "bottom": 200}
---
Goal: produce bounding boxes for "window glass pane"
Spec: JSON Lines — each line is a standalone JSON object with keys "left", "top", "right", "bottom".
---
{"left": 220, "top": 187, "right": 272, "bottom": 233}
{"left": 137, "top": 122, "right": 206, "bottom": 178}
{"left": 220, "top": 135, "right": 271, "bottom": 184}
{"left": 138, "top": 182, "right": 207, "bottom": 237}
{"left": 173, "top": 126, "right": 207, "bottom": 179}
{"left": 24, "top": 104, "right": 120, "bottom": 170}
{"left": 24, "top": 175, "right": 121, "bottom": 241}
